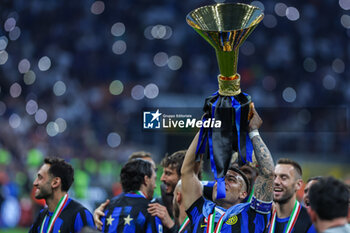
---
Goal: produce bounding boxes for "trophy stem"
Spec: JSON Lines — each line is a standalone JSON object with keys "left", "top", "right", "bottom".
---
{"left": 215, "top": 49, "right": 239, "bottom": 77}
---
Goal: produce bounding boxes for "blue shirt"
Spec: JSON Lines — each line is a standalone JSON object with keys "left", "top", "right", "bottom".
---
{"left": 29, "top": 198, "right": 95, "bottom": 233}
{"left": 186, "top": 196, "right": 271, "bottom": 233}
{"left": 102, "top": 193, "right": 163, "bottom": 233}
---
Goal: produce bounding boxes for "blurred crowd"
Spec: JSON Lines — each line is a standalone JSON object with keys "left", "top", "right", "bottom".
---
{"left": 0, "top": 0, "right": 349, "bottom": 229}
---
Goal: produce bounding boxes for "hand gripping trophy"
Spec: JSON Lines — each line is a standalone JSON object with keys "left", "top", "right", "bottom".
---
{"left": 187, "top": 3, "right": 264, "bottom": 198}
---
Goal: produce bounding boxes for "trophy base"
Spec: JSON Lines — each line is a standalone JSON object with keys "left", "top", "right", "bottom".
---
{"left": 196, "top": 91, "right": 253, "bottom": 183}
{"left": 218, "top": 74, "right": 242, "bottom": 96}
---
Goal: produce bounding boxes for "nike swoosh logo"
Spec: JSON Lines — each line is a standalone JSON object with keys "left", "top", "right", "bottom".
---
{"left": 201, "top": 224, "right": 207, "bottom": 228}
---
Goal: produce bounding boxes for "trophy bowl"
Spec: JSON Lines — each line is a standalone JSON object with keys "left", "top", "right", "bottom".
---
{"left": 187, "top": 3, "right": 264, "bottom": 95}
{"left": 187, "top": 3, "right": 264, "bottom": 198}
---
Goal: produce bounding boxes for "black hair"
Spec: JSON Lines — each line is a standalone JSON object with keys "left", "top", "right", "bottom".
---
{"left": 44, "top": 157, "right": 74, "bottom": 192}
{"left": 120, "top": 159, "right": 153, "bottom": 192}
{"left": 309, "top": 176, "right": 349, "bottom": 220}
{"left": 306, "top": 176, "right": 322, "bottom": 184}
{"left": 239, "top": 164, "right": 259, "bottom": 191}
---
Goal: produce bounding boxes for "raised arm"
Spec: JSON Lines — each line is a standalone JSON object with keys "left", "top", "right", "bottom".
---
{"left": 249, "top": 104, "right": 274, "bottom": 202}
{"left": 181, "top": 132, "right": 203, "bottom": 210}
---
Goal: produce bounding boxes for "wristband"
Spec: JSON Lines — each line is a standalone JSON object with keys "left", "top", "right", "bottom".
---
{"left": 249, "top": 129, "right": 259, "bottom": 139}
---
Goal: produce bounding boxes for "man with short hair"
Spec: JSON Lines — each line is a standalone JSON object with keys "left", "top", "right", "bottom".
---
{"left": 202, "top": 162, "right": 259, "bottom": 203}
{"left": 307, "top": 176, "right": 350, "bottom": 233}
{"left": 94, "top": 150, "right": 188, "bottom": 232}
{"left": 29, "top": 157, "right": 95, "bottom": 233}
{"left": 303, "top": 176, "right": 322, "bottom": 207}
{"left": 181, "top": 105, "right": 275, "bottom": 232}
{"left": 101, "top": 159, "right": 162, "bottom": 233}
{"left": 94, "top": 151, "right": 156, "bottom": 230}
{"left": 128, "top": 151, "right": 156, "bottom": 169}
{"left": 147, "top": 150, "right": 187, "bottom": 231}
{"left": 271, "top": 158, "right": 316, "bottom": 233}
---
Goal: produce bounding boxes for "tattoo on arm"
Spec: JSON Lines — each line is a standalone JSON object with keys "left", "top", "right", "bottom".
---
{"left": 252, "top": 135, "right": 274, "bottom": 202}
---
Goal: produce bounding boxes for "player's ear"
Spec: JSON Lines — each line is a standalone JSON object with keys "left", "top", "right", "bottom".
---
{"left": 295, "top": 178, "right": 303, "bottom": 191}
{"left": 176, "top": 191, "right": 182, "bottom": 204}
{"left": 51, "top": 177, "right": 61, "bottom": 189}
{"left": 239, "top": 190, "right": 248, "bottom": 200}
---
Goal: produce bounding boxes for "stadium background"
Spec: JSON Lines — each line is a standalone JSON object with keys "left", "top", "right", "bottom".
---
{"left": 0, "top": 0, "right": 349, "bottom": 232}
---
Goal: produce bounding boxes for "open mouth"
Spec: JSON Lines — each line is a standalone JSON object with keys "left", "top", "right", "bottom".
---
{"left": 163, "top": 183, "right": 172, "bottom": 192}
{"left": 274, "top": 188, "right": 283, "bottom": 193}
{"left": 34, "top": 188, "right": 40, "bottom": 195}
{"left": 304, "top": 200, "right": 309, "bottom": 206}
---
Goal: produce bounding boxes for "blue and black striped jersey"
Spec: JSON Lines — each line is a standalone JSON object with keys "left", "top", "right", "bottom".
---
{"left": 186, "top": 196, "right": 270, "bottom": 233}
{"left": 102, "top": 193, "right": 163, "bottom": 233}
{"left": 29, "top": 198, "right": 95, "bottom": 233}
{"left": 178, "top": 218, "right": 192, "bottom": 233}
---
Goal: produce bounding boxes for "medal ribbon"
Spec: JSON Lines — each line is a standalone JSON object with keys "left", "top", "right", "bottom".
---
{"left": 133, "top": 191, "right": 147, "bottom": 199}
{"left": 40, "top": 194, "right": 68, "bottom": 233}
{"left": 178, "top": 217, "right": 190, "bottom": 233}
{"left": 206, "top": 208, "right": 216, "bottom": 233}
{"left": 213, "top": 214, "right": 225, "bottom": 233}
{"left": 247, "top": 185, "right": 255, "bottom": 203}
{"left": 268, "top": 200, "right": 300, "bottom": 233}
{"left": 206, "top": 208, "right": 226, "bottom": 233}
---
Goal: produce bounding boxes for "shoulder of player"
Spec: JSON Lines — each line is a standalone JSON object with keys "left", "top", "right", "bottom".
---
{"left": 107, "top": 193, "right": 151, "bottom": 209}
{"left": 186, "top": 196, "right": 207, "bottom": 219}
{"left": 33, "top": 207, "right": 49, "bottom": 222}
{"left": 64, "top": 198, "right": 91, "bottom": 214}
{"left": 298, "top": 205, "right": 312, "bottom": 223}
{"left": 152, "top": 196, "right": 164, "bottom": 205}
{"left": 39, "top": 207, "right": 49, "bottom": 214}
{"left": 292, "top": 205, "right": 314, "bottom": 232}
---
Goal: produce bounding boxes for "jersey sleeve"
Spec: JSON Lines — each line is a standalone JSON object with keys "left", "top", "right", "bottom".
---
{"left": 28, "top": 221, "right": 40, "bottom": 233}
{"left": 146, "top": 215, "right": 163, "bottom": 233}
{"left": 306, "top": 224, "right": 317, "bottom": 233}
{"left": 28, "top": 218, "right": 39, "bottom": 233}
{"left": 73, "top": 208, "right": 95, "bottom": 232}
{"left": 29, "top": 209, "right": 47, "bottom": 233}
{"left": 201, "top": 181, "right": 215, "bottom": 201}
{"left": 185, "top": 196, "right": 205, "bottom": 225}
{"left": 164, "top": 223, "right": 179, "bottom": 233}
